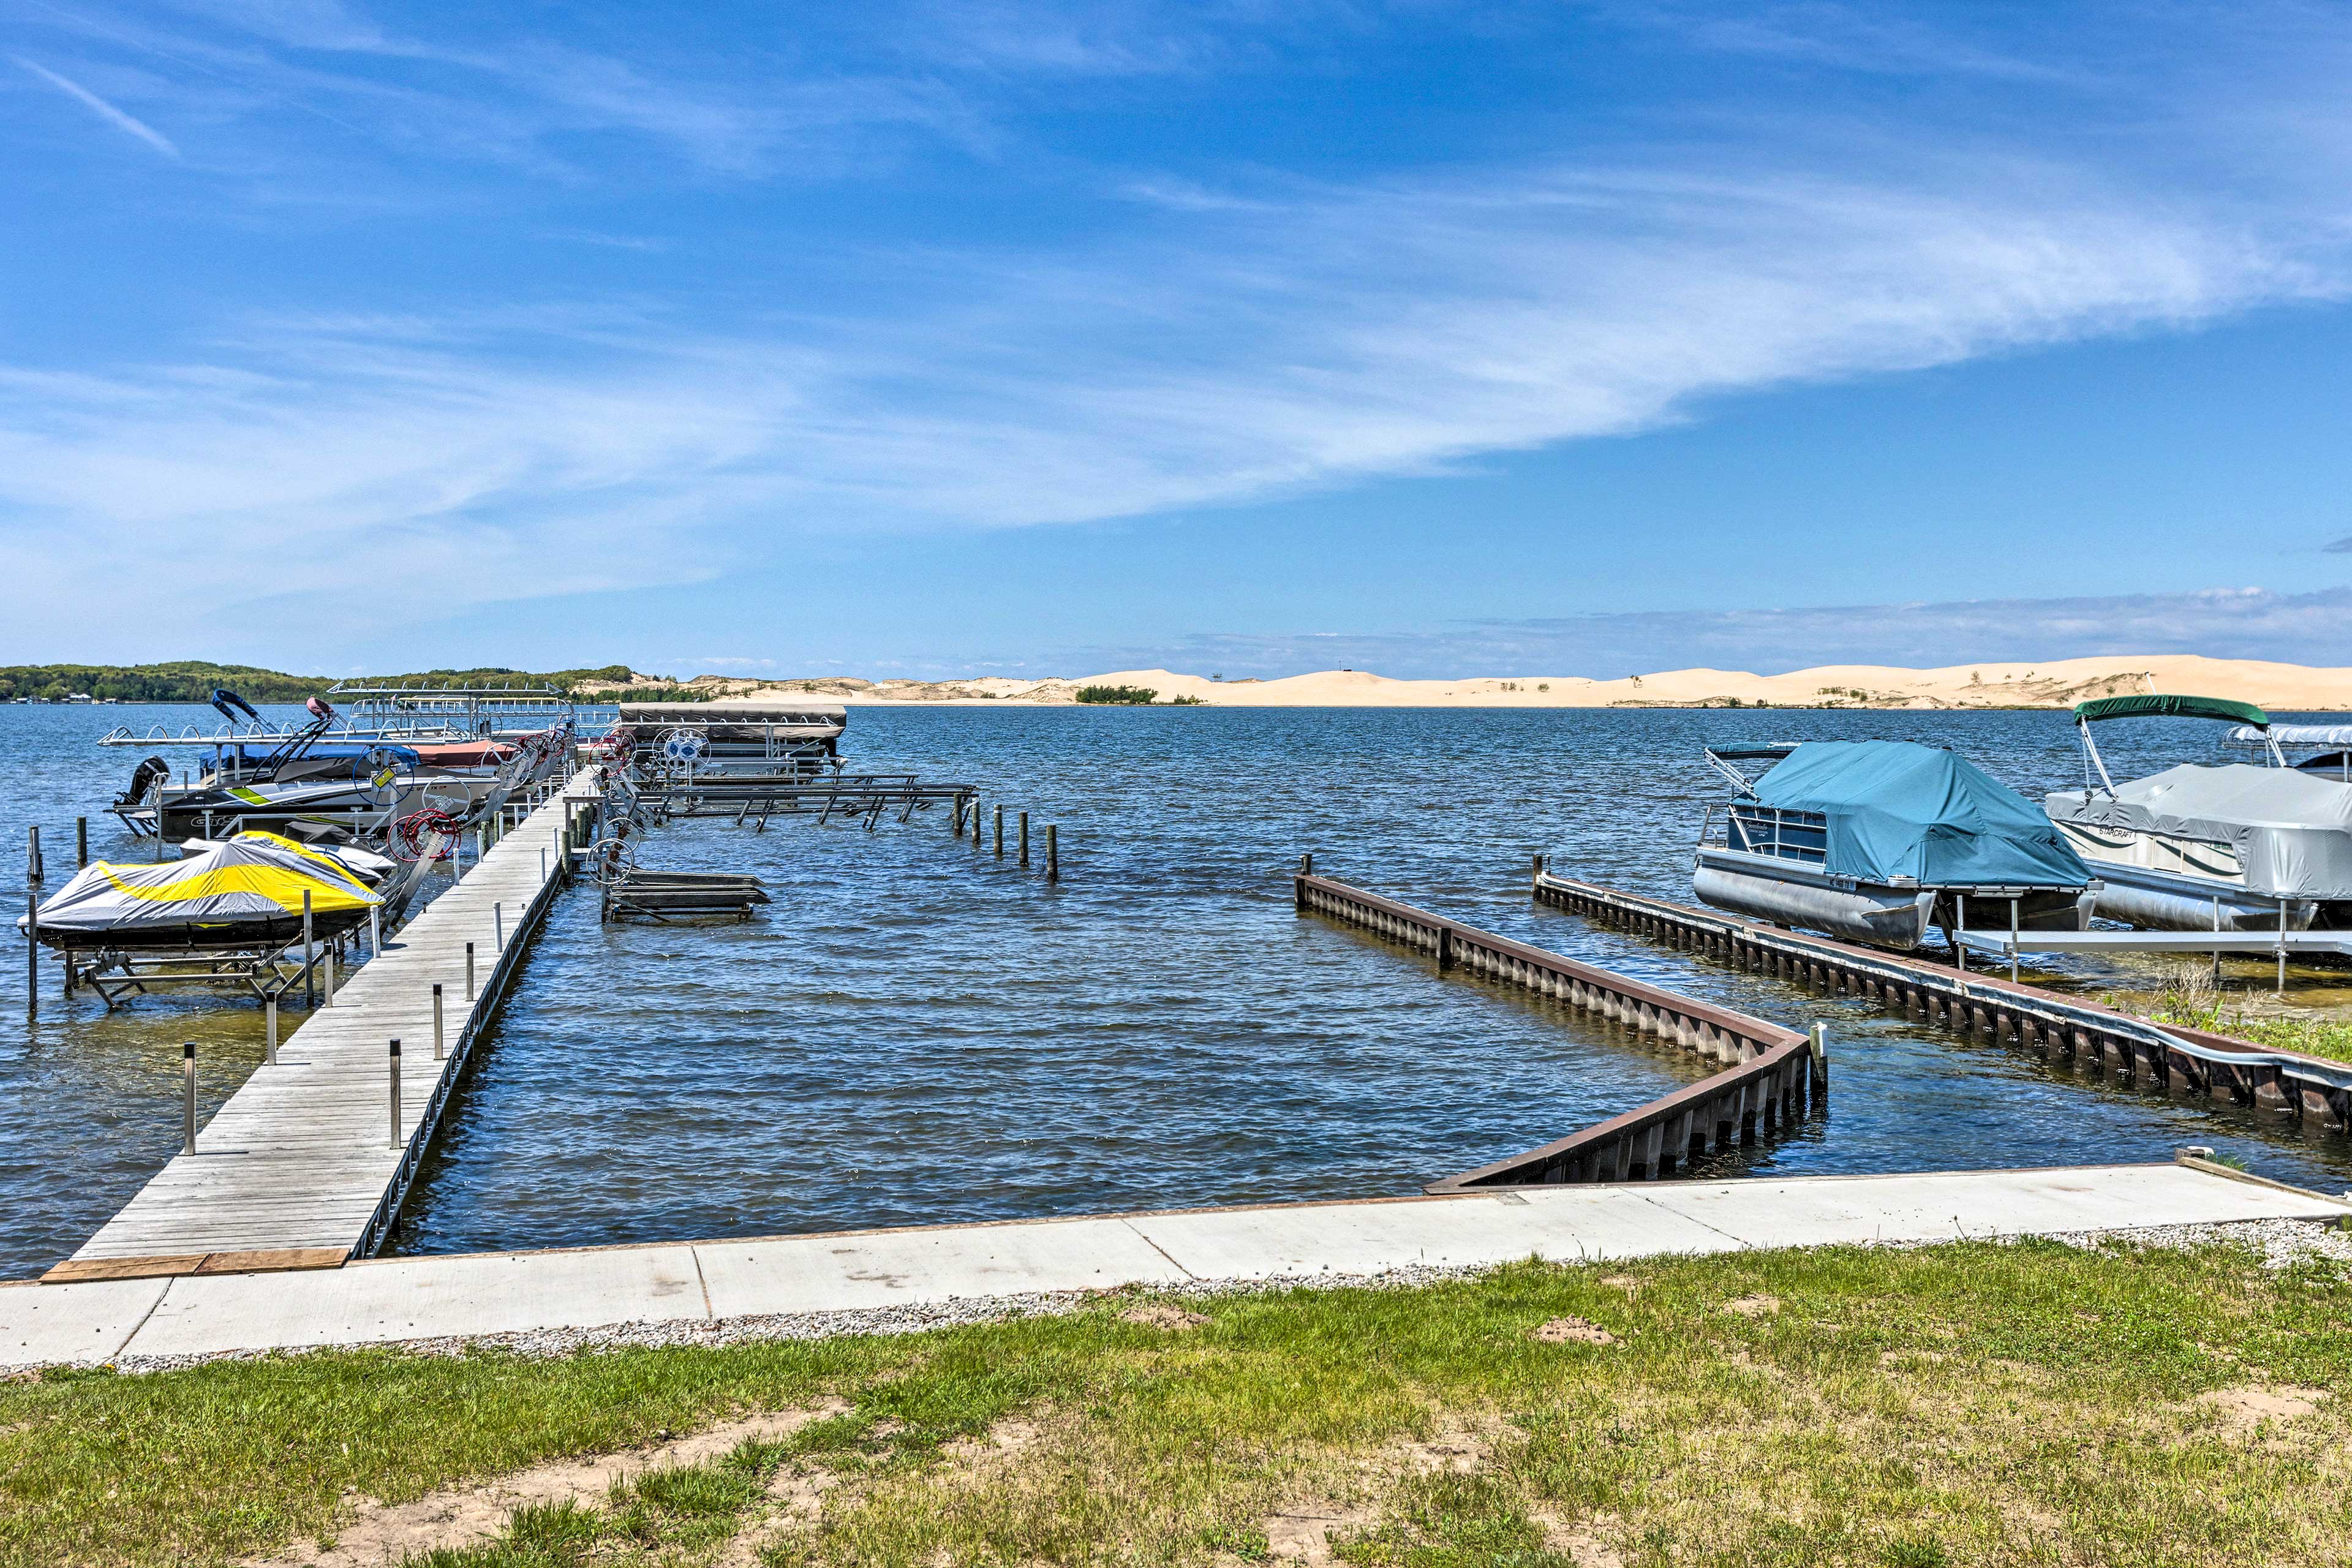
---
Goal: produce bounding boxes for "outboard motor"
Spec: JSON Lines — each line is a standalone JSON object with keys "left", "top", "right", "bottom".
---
{"left": 115, "top": 755, "right": 170, "bottom": 810}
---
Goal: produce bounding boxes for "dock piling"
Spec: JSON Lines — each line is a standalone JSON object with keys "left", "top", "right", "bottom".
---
{"left": 26, "top": 825, "right": 42, "bottom": 885}
{"left": 994, "top": 805, "right": 1004, "bottom": 859}
{"left": 1809, "top": 1022, "right": 1829, "bottom": 1093}
{"left": 1047, "top": 824, "right": 1058, "bottom": 883}
{"left": 540, "top": 847, "right": 547, "bottom": 885}
{"left": 1019, "top": 811, "right": 1030, "bottom": 867}
{"left": 432, "top": 984, "right": 444, "bottom": 1060}
{"left": 1532, "top": 853, "right": 1544, "bottom": 884}
{"left": 23, "top": 898, "right": 36, "bottom": 1020}
{"left": 265, "top": 997, "right": 277, "bottom": 1065}
{"left": 388, "top": 1040, "right": 402, "bottom": 1150}
{"left": 75, "top": 816, "right": 86, "bottom": 868}
{"left": 369, "top": 906, "right": 382, "bottom": 957}
{"left": 323, "top": 944, "right": 336, "bottom": 1008}
{"left": 494, "top": 903, "right": 505, "bottom": 951}
{"left": 466, "top": 941, "right": 475, "bottom": 1001}
{"left": 182, "top": 1044, "right": 196, "bottom": 1155}
{"left": 302, "top": 891, "right": 315, "bottom": 1009}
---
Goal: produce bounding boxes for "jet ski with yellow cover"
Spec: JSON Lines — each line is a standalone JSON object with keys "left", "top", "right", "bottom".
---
{"left": 18, "top": 837, "right": 381, "bottom": 954}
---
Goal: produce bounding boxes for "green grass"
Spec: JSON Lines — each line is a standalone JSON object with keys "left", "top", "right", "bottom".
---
{"left": 2119, "top": 962, "right": 2352, "bottom": 1065}
{"left": 5, "top": 1238, "right": 2352, "bottom": 1567}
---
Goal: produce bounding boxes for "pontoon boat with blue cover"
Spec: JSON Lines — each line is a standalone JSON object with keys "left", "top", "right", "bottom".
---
{"left": 1697, "top": 739, "right": 2097, "bottom": 948}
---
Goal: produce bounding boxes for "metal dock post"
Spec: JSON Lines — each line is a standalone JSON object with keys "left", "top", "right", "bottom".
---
{"left": 181, "top": 1044, "right": 197, "bottom": 1155}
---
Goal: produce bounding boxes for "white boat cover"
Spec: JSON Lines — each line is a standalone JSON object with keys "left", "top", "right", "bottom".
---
{"left": 2233, "top": 724, "right": 2352, "bottom": 747}
{"left": 26, "top": 837, "right": 380, "bottom": 937}
{"left": 2046, "top": 763, "right": 2352, "bottom": 899}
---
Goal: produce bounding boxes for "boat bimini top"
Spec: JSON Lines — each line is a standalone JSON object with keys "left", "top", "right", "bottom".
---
{"left": 1709, "top": 740, "right": 2091, "bottom": 890}
{"left": 2049, "top": 694, "right": 2352, "bottom": 904}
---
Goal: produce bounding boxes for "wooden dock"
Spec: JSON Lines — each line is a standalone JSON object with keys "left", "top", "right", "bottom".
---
{"left": 1533, "top": 865, "right": 2352, "bottom": 1133}
{"left": 1297, "top": 870, "right": 1822, "bottom": 1185}
{"left": 47, "top": 771, "right": 602, "bottom": 1281}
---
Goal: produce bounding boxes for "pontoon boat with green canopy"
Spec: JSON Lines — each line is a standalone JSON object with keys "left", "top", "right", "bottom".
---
{"left": 1696, "top": 739, "right": 2097, "bottom": 948}
{"left": 2045, "top": 694, "right": 2352, "bottom": 931}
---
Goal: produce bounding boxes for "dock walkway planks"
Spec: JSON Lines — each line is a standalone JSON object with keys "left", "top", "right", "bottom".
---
{"left": 53, "top": 772, "right": 599, "bottom": 1277}
{"left": 5, "top": 1163, "right": 2345, "bottom": 1366}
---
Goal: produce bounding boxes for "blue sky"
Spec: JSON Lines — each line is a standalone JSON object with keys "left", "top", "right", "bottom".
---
{"left": 4, "top": 1, "right": 2351, "bottom": 679}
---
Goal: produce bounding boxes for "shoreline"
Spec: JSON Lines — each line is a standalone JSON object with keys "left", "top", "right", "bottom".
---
{"left": 658, "top": 654, "right": 2352, "bottom": 712}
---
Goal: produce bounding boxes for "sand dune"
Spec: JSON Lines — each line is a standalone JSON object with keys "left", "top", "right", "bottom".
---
{"left": 684, "top": 655, "right": 2352, "bottom": 711}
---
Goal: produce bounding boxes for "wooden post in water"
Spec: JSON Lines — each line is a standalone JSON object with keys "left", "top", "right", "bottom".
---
{"left": 23, "top": 891, "right": 35, "bottom": 1021}
{"left": 1297, "top": 853, "right": 1312, "bottom": 909}
{"left": 265, "top": 997, "right": 278, "bottom": 1065}
{"left": 993, "top": 805, "right": 1005, "bottom": 859}
{"left": 1531, "top": 853, "right": 1544, "bottom": 885}
{"left": 466, "top": 941, "right": 476, "bottom": 1001}
{"left": 1019, "top": 811, "right": 1030, "bottom": 867}
{"left": 1437, "top": 925, "right": 1455, "bottom": 971}
{"left": 182, "top": 1043, "right": 197, "bottom": 1155}
{"left": 303, "top": 889, "right": 315, "bottom": 1009}
{"left": 433, "top": 984, "right": 445, "bottom": 1059}
{"left": 75, "top": 816, "right": 87, "bottom": 867}
{"left": 387, "top": 1039, "right": 402, "bottom": 1150}
{"left": 1809, "top": 1022, "right": 1829, "bottom": 1095}
{"left": 1046, "top": 824, "right": 1058, "bottom": 883}
{"left": 26, "top": 826, "right": 42, "bottom": 885}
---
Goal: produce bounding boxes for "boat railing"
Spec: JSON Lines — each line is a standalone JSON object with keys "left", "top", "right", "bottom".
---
{"left": 1722, "top": 802, "right": 1830, "bottom": 866}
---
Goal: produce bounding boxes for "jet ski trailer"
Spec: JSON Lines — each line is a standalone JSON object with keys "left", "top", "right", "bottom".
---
{"left": 1695, "top": 740, "right": 2098, "bottom": 949}
{"left": 2046, "top": 694, "right": 2352, "bottom": 932}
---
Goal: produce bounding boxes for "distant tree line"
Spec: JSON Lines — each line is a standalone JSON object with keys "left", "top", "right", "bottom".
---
{"left": 1074, "top": 685, "right": 1205, "bottom": 706}
{"left": 0, "top": 661, "right": 707, "bottom": 705}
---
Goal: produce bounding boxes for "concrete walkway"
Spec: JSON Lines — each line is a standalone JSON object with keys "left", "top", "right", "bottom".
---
{"left": 5, "top": 1163, "right": 2342, "bottom": 1368}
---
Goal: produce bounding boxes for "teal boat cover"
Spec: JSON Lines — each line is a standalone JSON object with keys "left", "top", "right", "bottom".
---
{"left": 1751, "top": 741, "right": 2092, "bottom": 888}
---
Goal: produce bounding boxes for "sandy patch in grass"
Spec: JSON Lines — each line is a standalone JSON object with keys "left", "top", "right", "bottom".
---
{"left": 1535, "top": 1316, "right": 1619, "bottom": 1345}
{"left": 1531, "top": 1506, "right": 1627, "bottom": 1568}
{"left": 251, "top": 1398, "right": 848, "bottom": 1567}
{"left": 1264, "top": 1502, "right": 1376, "bottom": 1565}
{"left": 1722, "top": 1295, "right": 1781, "bottom": 1317}
{"left": 2192, "top": 1384, "right": 2330, "bottom": 1440}
{"left": 1120, "top": 1303, "right": 1210, "bottom": 1330}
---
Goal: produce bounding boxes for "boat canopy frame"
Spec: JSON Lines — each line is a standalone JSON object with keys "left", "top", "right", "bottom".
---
{"left": 2075, "top": 693, "right": 2285, "bottom": 793}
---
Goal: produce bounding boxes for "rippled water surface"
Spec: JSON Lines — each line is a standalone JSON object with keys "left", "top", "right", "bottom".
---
{"left": 6, "top": 702, "right": 2350, "bottom": 1276}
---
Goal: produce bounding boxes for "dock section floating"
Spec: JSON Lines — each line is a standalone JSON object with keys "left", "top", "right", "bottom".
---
{"left": 1294, "top": 868, "right": 1823, "bottom": 1186}
{"left": 1534, "top": 865, "right": 2352, "bottom": 1133}
{"left": 47, "top": 769, "right": 604, "bottom": 1282}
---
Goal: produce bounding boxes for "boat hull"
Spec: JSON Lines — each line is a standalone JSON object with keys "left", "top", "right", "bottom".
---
{"left": 1694, "top": 850, "right": 2095, "bottom": 949}
{"left": 1694, "top": 853, "right": 1937, "bottom": 947}
{"left": 2079, "top": 859, "right": 2324, "bottom": 932}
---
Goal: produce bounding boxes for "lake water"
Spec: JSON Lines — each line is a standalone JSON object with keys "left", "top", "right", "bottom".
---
{"left": 4, "top": 701, "right": 2349, "bottom": 1278}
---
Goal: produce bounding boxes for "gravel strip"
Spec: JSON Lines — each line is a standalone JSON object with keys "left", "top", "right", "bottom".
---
{"left": 16, "top": 1222, "right": 2346, "bottom": 1378}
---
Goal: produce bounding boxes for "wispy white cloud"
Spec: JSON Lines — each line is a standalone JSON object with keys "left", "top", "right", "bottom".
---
{"left": 12, "top": 55, "right": 181, "bottom": 157}
{"left": 0, "top": 135, "right": 2343, "bottom": 643}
